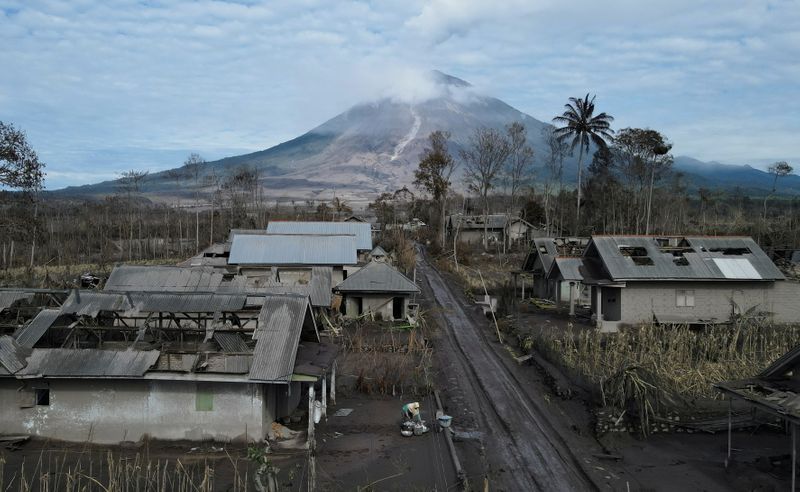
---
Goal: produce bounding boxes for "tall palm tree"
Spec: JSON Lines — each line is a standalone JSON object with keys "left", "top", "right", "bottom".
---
{"left": 552, "top": 94, "right": 614, "bottom": 232}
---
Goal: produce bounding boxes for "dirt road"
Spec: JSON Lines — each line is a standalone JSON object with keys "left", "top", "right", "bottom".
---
{"left": 417, "top": 248, "right": 598, "bottom": 491}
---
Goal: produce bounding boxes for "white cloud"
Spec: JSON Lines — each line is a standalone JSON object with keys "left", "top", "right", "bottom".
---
{"left": 0, "top": 0, "right": 797, "bottom": 188}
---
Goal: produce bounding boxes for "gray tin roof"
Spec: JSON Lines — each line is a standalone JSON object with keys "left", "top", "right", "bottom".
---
{"left": 214, "top": 331, "right": 250, "bottom": 352}
{"left": 266, "top": 221, "right": 372, "bottom": 250}
{"left": 249, "top": 294, "right": 313, "bottom": 382}
{"left": 17, "top": 349, "right": 160, "bottom": 377}
{"left": 105, "top": 265, "right": 224, "bottom": 292}
{"left": 369, "top": 245, "right": 388, "bottom": 258}
{"left": 0, "top": 290, "right": 34, "bottom": 312}
{"left": 229, "top": 234, "right": 358, "bottom": 265}
{"left": 549, "top": 258, "right": 584, "bottom": 282}
{"left": 61, "top": 291, "right": 247, "bottom": 315}
{"left": 15, "top": 309, "right": 61, "bottom": 348}
{"left": 588, "top": 236, "right": 785, "bottom": 281}
{"left": 334, "top": 261, "right": 420, "bottom": 293}
{"left": 0, "top": 335, "right": 31, "bottom": 373}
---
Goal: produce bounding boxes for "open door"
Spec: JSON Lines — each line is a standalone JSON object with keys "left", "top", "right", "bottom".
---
{"left": 392, "top": 297, "right": 403, "bottom": 320}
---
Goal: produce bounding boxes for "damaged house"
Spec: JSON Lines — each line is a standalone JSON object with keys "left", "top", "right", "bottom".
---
{"left": 520, "top": 237, "right": 590, "bottom": 305}
{"left": 0, "top": 290, "right": 336, "bottom": 444}
{"left": 580, "top": 236, "right": 800, "bottom": 332}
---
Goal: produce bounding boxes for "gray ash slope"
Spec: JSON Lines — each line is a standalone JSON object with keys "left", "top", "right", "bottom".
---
{"left": 54, "top": 71, "right": 800, "bottom": 200}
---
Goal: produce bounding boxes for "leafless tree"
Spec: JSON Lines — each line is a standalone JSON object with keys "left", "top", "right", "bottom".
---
{"left": 413, "top": 131, "right": 458, "bottom": 246}
{"left": 504, "top": 122, "right": 535, "bottom": 219}
{"left": 461, "top": 128, "right": 511, "bottom": 250}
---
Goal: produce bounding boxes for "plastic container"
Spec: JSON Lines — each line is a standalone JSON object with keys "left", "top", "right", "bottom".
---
{"left": 437, "top": 415, "right": 453, "bottom": 428}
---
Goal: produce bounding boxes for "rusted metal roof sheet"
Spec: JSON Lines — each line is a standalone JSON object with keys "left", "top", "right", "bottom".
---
{"left": 0, "top": 335, "right": 31, "bottom": 374}
{"left": 229, "top": 234, "right": 358, "bottom": 265}
{"left": 588, "top": 236, "right": 784, "bottom": 281}
{"left": 17, "top": 349, "right": 160, "bottom": 377}
{"left": 15, "top": 309, "right": 61, "bottom": 348}
{"left": 214, "top": 331, "right": 250, "bottom": 352}
{"left": 266, "top": 221, "right": 372, "bottom": 250}
{"left": 105, "top": 265, "right": 224, "bottom": 292}
{"left": 0, "top": 290, "right": 34, "bottom": 312}
{"left": 334, "top": 261, "right": 419, "bottom": 293}
{"left": 249, "top": 294, "right": 310, "bottom": 382}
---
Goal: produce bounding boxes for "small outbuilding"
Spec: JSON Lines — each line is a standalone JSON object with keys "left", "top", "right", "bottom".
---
{"left": 334, "top": 262, "right": 420, "bottom": 320}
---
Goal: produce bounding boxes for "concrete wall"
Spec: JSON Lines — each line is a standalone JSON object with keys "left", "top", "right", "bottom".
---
{"left": 457, "top": 229, "right": 503, "bottom": 246}
{"left": 607, "top": 280, "right": 800, "bottom": 326}
{"left": 0, "top": 378, "right": 276, "bottom": 444}
{"left": 343, "top": 294, "right": 409, "bottom": 320}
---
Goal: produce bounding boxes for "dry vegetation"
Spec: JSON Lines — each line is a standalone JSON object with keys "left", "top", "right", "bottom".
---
{"left": 336, "top": 316, "right": 434, "bottom": 397}
{"left": 522, "top": 320, "right": 800, "bottom": 431}
{"left": 0, "top": 449, "right": 253, "bottom": 492}
{"left": 0, "top": 259, "right": 181, "bottom": 289}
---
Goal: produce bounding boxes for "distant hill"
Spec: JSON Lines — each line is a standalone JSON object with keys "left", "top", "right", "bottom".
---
{"left": 52, "top": 71, "right": 798, "bottom": 202}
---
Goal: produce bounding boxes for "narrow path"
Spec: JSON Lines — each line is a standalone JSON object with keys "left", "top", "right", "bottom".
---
{"left": 417, "top": 248, "right": 597, "bottom": 491}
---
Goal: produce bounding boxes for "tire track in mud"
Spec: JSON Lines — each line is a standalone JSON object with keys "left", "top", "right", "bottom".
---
{"left": 417, "top": 251, "right": 596, "bottom": 491}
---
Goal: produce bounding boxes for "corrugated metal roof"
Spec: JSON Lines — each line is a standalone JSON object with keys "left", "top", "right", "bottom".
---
{"left": 60, "top": 291, "right": 132, "bottom": 316}
{"left": 61, "top": 291, "right": 247, "bottom": 315}
{"left": 228, "top": 228, "right": 271, "bottom": 242}
{"left": 15, "top": 309, "right": 61, "bottom": 348}
{"left": 105, "top": 265, "right": 224, "bottom": 292}
{"left": 17, "top": 349, "right": 159, "bottom": 377}
{"left": 310, "top": 266, "right": 332, "bottom": 307}
{"left": 0, "top": 290, "right": 34, "bottom": 312}
{"left": 523, "top": 237, "right": 558, "bottom": 273}
{"left": 127, "top": 292, "right": 246, "bottom": 313}
{"left": 549, "top": 258, "right": 584, "bottom": 282}
{"left": 249, "top": 294, "right": 311, "bottom": 382}
{"left": 0, "top": 335, "right": 30, "bottom": 373}
{"left": 588, "top": 236, "right": 785, "bottom": 281}
{"left": 266, "top": 221, "right": 372, "bottom": 250}
{"left": 334, "top": 262, "right": 419, "bottom": 293}
{"left": 293, "top": 342, "right": 338, "bottom": 377}
{"left": 214, "top": 331, "right": 250, "bottom": 352}
{"left": 229, "top": 234, "right": 358, "bottom": 265}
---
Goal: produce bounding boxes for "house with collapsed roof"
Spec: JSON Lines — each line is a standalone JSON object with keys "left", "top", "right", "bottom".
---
{"left": 519, "top": 237, "right": 590, "bottom": 305}
{"left": 0, "top": 290, "right": 336, "bottom": 444}
{"left": 448, "top": 214, "right": 539, "bottom": 247}
{"left": 333, "top": 261, "right": 420, "bottom": 320}
{"left": 580, "top": 236, "right": 800, "bottom": 332}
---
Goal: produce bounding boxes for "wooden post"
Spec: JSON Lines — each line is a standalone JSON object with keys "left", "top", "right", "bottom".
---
{"left": 477, "top": 269, "right": 502, "bottom": 344}
{"left": 330, "top": 361, "right": 336, "bottom": 406}
{"left": 322, "top": 374, "right": 327, "bottom": 421}
{"left": 569, "top": 282, "right": 576, "bottom": 316}
{"left": 308, "top": 386, "right": 316, "bottom": 491}
{"left": 726, "top": 398, "right": 732, "bottom": 467}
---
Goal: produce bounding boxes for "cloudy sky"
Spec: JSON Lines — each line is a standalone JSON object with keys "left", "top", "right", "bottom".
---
{"left": 1, "top": 0, "right": 798, "bottom": 189}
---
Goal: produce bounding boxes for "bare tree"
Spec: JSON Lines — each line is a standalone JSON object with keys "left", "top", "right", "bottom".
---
{"left": 542, "top": 127, "right": 568, "bottom": 236}
{"left": 504, "top": 122, "right": 535, "bottom": 219}
{"left": 182, "top": 153, "right": 206, "bottom": 252}
{"left": 117, "top": 170, "right": 149, "bottom": 261}
{"left": 461, "top": 128, "right": 511, "bottom": 250}
{"left": 413, "top": 131, "right": 458, "bottom": 246}
{"left": 764, "top": 161, "right": 794, "bottom": 221}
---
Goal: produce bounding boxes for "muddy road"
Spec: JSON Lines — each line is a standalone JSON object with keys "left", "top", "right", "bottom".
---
{"left": 416, "top": 248, "right": 598, "bottom": 491}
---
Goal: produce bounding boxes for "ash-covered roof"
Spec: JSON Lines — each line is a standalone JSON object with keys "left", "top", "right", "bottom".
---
{"left": 266, "top": 221, "right": 372, "bottom": 250}
{"left": 0, "top": 290, "right": 34, "bottom": 312}
{"left": 334, "top": 261, "right": 419, "bottom": 293}
{"left": 250, "top": 294, "right": 316, "bottom": 382}
{"left": 448, "top": 214, "right": 508, "bottom": 230}
{"left": 14, "top": 309, "right": 61, "bottom": 348}
{"left": 229, "top": 234, "right": 358, "bottom": 265}
{"left": 587, "top": 236, "right": 784, "bottom": 282}
{"left": 60, "top": 291, "right": 247, "bottom": 315}
{"left": 549, "top": 257, "right": 584, "bottom": 282}
{"left": 105, "top": 265, "right": 224, "bottom": 292}
{"left": 17, "top": 349, "right": 160, "bottom": 377}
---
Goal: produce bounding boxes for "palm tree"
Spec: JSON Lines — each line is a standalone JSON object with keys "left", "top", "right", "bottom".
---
{"left": 553, "top": 94, "right": 614, "bottom": 232}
